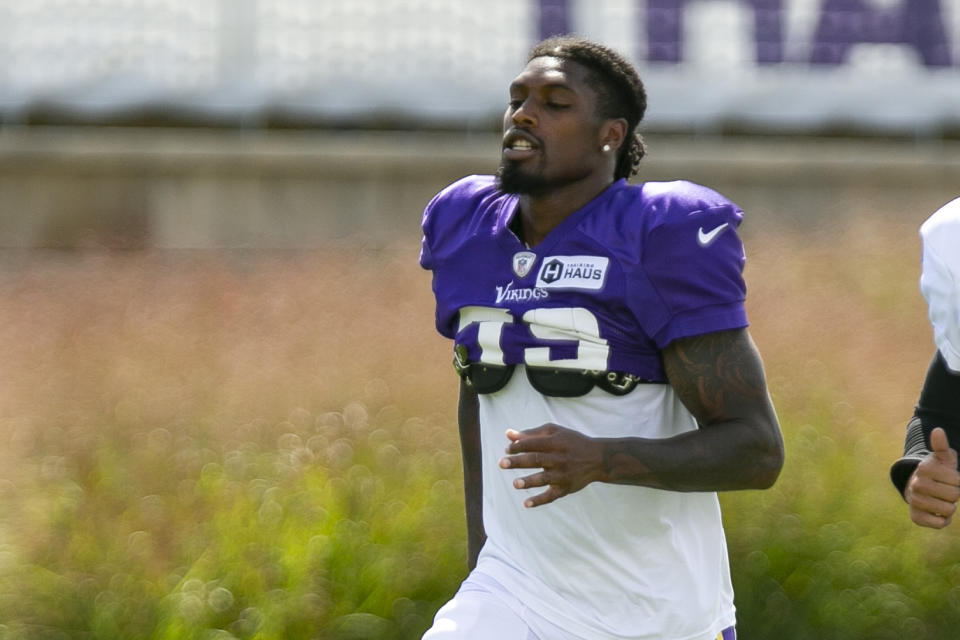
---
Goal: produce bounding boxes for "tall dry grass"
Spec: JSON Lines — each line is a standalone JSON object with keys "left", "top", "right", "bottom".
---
{"left": 0, "top": 215, "right": 954, "bottom": 639}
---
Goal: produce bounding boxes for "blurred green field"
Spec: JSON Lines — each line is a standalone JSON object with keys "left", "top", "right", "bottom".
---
{"left": 0, "top": 214, "right": 955, "bottom": 640}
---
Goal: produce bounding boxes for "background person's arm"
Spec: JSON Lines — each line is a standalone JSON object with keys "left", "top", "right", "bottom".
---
{"left": 891, "top": 351, "right": 960, "bottom": 528}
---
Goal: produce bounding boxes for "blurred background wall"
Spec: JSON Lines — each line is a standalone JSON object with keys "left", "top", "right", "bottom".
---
{"left": 1, "top": 127, "right": 959, "bottom": 249}
{"left": 0, "top": 0, "right": 959, "bottom": 248}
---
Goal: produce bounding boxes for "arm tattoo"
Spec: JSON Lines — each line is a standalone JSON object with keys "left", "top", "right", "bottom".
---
{"left": 599, "top": 328, "right": 783, "bottom": 491}
{"left": 662, "top": 328, "right": 767, "bottom": 426}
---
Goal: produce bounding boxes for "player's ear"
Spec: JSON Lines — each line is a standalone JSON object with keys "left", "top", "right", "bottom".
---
{"left": 600, "top": 118, "right": 627, "bottom": 154}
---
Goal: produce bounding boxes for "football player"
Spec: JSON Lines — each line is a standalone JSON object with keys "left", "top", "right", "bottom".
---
{"left": 420, "top": 36, "right": 784, "bottom": 640}
{"left": 891, "top": 197, "right": 960, "bottom": 529}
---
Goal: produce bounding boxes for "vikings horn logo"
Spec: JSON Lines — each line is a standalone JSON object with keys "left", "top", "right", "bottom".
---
{"left": 512, "top": 251, "right": 537, "bottom": 278}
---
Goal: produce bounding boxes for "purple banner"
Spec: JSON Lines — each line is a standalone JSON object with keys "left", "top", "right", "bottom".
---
{"left": 539, "top": 0, "right": 954, "bottom": 66}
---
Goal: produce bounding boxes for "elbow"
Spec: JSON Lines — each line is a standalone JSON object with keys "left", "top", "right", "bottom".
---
{"left": 753, "top": 457, "right": 783, "bottom": 490}
{"left": 752, "top": 430, "right": 785, "bottom": 490}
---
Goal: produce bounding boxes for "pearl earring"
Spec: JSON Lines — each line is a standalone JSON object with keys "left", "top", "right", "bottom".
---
{"left": 602, "top": 144, "right": 611, "bottom": 152}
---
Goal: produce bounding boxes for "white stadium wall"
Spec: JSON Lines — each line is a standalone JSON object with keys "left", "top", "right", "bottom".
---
{"left": 1, "top": 0, "right": 960, "bottom": 248}
{"left": 0, "top": 0, "right": 959, "bottom": 135}
{"left": 1, "top": 127, "right": 958, "bottom": 248}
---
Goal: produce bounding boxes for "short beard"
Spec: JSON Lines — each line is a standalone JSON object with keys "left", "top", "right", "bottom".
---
{"left": 496, "top": 159, "right": 593, "bottom": 197}
{"left": 496, "top": 160, "right": 553, "bottom": 197}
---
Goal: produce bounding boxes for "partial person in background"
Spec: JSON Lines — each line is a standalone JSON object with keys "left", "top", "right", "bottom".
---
{"left": 418, "top": 36, "right": 784, "bottom": 640}
{"left": 891, "top": 197, "right": 960, "bottom": 529}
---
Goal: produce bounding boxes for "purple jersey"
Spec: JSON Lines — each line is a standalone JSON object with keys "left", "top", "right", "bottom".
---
{"left": 420, "top": 175, "right": 748, "bottom": 382}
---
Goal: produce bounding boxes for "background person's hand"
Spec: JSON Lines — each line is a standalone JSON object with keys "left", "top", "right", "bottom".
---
{"left": 906, "top": 427, "right": 960, "bottom": 528}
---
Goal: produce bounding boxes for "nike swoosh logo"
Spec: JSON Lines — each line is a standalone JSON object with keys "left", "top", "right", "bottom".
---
{"left": 697, "top": 223, "right": 730, "bottom": 247}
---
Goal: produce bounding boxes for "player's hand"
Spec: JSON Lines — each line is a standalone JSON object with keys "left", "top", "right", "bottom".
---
{"left": 906, "top": 427, "right": 960, "bottom": 529}
{"left": 498, "top": 424, "right": 603, "bottom": 508}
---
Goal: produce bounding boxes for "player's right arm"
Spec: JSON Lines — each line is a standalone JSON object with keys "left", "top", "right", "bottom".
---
{"left": 419, "top": 176, "right": 499, "bottom": 568}
{"left": 458, "top": 380, "right": 486, "bottom": 570}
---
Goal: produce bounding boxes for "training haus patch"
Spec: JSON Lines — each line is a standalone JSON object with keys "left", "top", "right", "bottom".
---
{"left": 535, "top": 255, "right": 609, "bottom": 290}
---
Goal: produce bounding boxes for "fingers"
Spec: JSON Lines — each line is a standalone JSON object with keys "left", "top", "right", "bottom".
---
{"left": 498, "top": 438, "right": 563, "bottom": 508}
{"left": 498, "top": 433, "right": 554, "bottom": 502}
{"left": 909, "top": 463, "right": 960, "bottom": 504}
{"left": 931, "top": 427, "right": 949, "bottom": 452}
{"left": 499, "top": 425, "right": 584, "bottom": 508}
{"left": 503, "top": 426, "right": 563, "bottom": 464}
{"left": 917, "top": 449, "right": 960, "bottom": 487}
{"left": 910, "top": 505, "right": 954, "bottom": 529}
{"left": 511, "top": 470, "right": 550, "bottom": 490}
{"left": 907, "top": 490, "right": 958, "bottom": 522}
{"left": 499, "top": 451, "right": 547, "bottom": 471}
{"left": 500, "top": 424, "right": 566, "bottom": 469}
{"left": 930, "top": 427, "right": 958, "bottom": 467}
{"left": 523, "top": 485, "right": 566, "bottom": 508}
{"left": 506, "top": 424, "right": 557, "bottom": 441}
{"left": 907, "top": 452, "right": 960, "bottom": 528}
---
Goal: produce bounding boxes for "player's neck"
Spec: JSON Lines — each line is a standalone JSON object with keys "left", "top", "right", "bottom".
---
{"left": 519, "top": 176, "right": 614, "bottom": 247}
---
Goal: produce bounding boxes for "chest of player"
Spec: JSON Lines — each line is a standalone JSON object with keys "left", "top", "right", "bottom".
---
{"left": 432, "top": 230, "right": 661, "bottom": 377}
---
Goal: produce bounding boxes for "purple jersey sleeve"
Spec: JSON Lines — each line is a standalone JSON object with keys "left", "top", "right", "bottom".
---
{"left": 420, "top": 175, "right": 502, "bottom": 338}
{"left": 629, "top": 182, "right": 748, "bottom": 348}
{"left": 420, "top": 175, "right": 498, "bottom": 270}
{"left": 419, "top": 180, "right": 453, "bottom": 272}
{"left": 419, "top": 192, "right": 440, "bottom": 271}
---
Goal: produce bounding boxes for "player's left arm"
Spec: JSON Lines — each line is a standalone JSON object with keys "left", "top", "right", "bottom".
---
{"left": 649, "top": 327, "right": 785, "bottom": 489}
{"left": 598, "top": 327, "right": 783, "bottom": 492}
{"left": 502, "top": 200, "right": 783, "bottom": 505}
{"left": 501, "top": 328, "right": 784, "bottom": 506}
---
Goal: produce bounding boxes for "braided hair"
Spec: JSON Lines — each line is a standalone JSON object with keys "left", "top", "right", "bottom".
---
{"left": 528, "top": 36, "right": 647, "bottom": 180}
